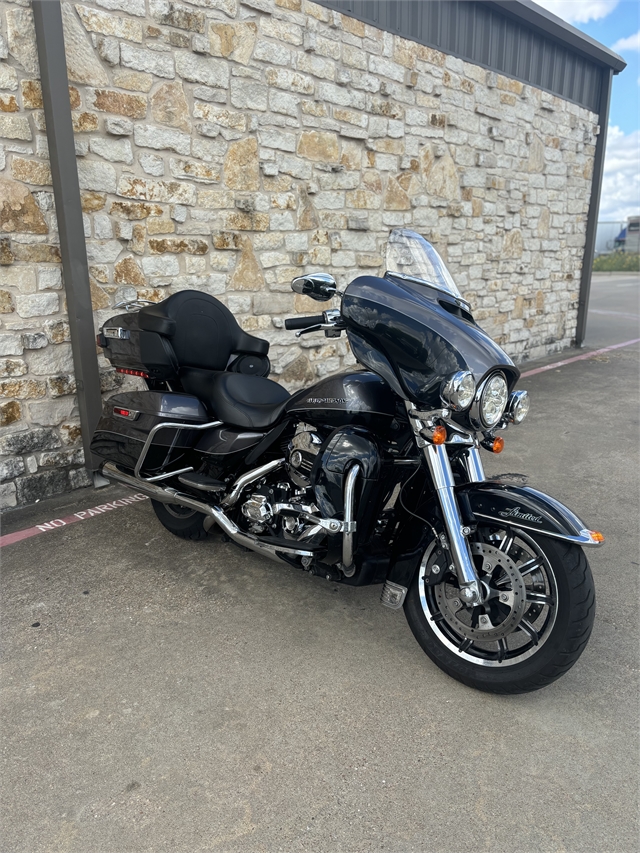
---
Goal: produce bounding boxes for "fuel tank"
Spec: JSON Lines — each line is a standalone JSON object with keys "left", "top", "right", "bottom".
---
{"left": 285, "top": 370, "right": 398, "bottom": 435}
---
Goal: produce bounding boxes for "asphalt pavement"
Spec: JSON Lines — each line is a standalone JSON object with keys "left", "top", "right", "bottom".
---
{"left": 583, "top": 272, "right": 640, "bottom": 349}
{"left": 1, "top": 274, "right": 638, "bottom": 853}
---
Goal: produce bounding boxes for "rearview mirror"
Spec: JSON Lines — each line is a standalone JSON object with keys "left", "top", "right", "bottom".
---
{"left": 291, "top": 272, "right": 337, "bottom": 302}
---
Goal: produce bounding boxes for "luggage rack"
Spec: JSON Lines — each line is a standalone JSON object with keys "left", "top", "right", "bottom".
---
{"left": 114, "top": 298, "right": 155, "bottom": 312}
{"left": 134, "top": 419, "right": 222, "bottom": 483}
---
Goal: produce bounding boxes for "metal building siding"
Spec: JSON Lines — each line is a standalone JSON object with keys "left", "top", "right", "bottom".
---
{"left": 317, "top": 0, "right": 603, "bottom": 112}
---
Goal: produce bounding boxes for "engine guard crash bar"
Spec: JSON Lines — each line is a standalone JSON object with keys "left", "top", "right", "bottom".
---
{"left": 340, "top": 463, "right": 360, "bottom": 577}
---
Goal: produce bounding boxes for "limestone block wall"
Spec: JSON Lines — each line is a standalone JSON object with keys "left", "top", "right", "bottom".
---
{"left": 0, "top": 0, "right": 599, "bottom": 507}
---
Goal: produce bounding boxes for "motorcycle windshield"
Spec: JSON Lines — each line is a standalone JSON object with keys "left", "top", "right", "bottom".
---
{"left": 385, "top": 229, "right": 463, "bottom": 300}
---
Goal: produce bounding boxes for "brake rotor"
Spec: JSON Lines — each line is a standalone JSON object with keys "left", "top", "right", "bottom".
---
{"left": 433, "top": 542, "right": 528, "bottom": 642}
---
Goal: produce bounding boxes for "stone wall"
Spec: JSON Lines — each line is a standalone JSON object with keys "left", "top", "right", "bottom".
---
{"left": 0, "top": 0, "right": 599, "bottom": 507}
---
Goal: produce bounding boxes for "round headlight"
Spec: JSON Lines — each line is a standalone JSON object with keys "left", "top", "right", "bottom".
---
{"left": 507, "top": 390, "right": 530, "bottom": 424}
{"left": 441, "top": 370, "right": 476, "bottom": 411}
{"left": 480, "top": 373, "right": 508, "bottom": 427}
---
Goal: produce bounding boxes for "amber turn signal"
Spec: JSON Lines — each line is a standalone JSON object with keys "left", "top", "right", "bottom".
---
{"left": 491, "top": 436, "right": 504, "bottom": 453}
{"left": 589, "top": 530, "right": 605, "bottom": 543}
{"left": 432, "top": 425, "right": 447, "bottom": 445}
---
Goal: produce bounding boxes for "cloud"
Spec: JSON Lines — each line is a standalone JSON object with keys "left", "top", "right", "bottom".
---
{"left": 598, "top": 126, "right": 640, "bottom": 221}
{"left": 534, "top": 0, "right": 619, "bottom": 24}
{"left": 612, "top": 30, "right": 640, "bottom": 52}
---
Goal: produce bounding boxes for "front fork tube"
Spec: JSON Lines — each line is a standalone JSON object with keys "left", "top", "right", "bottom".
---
{"left": 422, "top": 443, "right": 484, "bottom": 606}
{"left": 464, "top": 446, "right": 486, "bottom": 483}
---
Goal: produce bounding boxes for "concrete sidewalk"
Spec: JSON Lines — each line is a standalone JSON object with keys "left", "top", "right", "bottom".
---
{"left": 1, "top": 340, "right": 638, "bottom": 852}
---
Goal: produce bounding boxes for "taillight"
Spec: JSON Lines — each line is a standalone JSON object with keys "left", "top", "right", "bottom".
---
{"left": 113, "top": 406, "right": 139, "bottom": 421}
{"left": 115, "top": 367, "right": 149, "bottom": 378}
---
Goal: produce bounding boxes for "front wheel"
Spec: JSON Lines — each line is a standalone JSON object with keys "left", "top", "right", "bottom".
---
{"left": 404, "top": 524, "right": 595, "bottom": 694}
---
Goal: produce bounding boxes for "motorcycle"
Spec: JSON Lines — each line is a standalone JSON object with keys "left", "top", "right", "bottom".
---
{"left": 93, "top": 228, "right": 601, "bottom": 693}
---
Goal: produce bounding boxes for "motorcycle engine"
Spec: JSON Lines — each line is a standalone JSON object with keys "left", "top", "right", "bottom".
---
{"left": 238, "top": 425, "right": 325, "bottom": 539}
{"left": 287, "top": 425, "right": 323, "bottom": 488}
{"left": 240, "top": 479, "right": 320, "bottom": 540}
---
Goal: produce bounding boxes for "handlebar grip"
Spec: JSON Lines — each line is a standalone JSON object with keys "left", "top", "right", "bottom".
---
{"left": 284, "top": 314, "right": 324, "bottom": 330}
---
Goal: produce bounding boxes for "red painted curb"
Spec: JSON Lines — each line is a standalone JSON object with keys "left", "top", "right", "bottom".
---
{"left": 0, "top": 493, "right": 149, "bottom": 548}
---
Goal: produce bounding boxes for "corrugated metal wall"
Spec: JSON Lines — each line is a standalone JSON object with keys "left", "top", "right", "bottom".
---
{"left": 317, "top": 0, "right": 603, "bottom": 112}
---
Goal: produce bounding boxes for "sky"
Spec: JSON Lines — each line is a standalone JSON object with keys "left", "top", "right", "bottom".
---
{"left": 534, "top": 0, "right": 640, "bottom": 222}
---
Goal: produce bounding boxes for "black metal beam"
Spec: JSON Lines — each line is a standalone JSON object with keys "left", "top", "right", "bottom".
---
{"left": 32, "top": 0, "right": 103, "bottom": 472}
{"left": 575, "top": 68, "right": 613, "bottom": 348}
{"left": 488, "top": 1, "right": 625, "bottom": 72}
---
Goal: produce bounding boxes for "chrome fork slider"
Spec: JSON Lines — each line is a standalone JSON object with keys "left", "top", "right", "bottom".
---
{"left": 405, "top": 402, "right": 483, "bottom": 605}
{"left": 422, "top": 444, "right": 482, "bottom": 603}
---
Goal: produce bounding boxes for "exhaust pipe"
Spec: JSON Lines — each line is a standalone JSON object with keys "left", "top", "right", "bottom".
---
{"left": 102, "top": 461, "right": 211, "bottom": 511}
{"left": 101, "top": 462, "right": 315, "bottom": 564}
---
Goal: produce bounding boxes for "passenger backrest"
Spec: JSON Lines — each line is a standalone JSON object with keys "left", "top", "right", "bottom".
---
{"left": 137, "top": 290, "right": 269, "bottom": 372}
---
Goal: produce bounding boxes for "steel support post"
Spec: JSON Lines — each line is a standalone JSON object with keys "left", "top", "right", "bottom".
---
{"left": 32, "top": 0, "right": 103, "bottom": 472}
{"left": 575, "top": 68, "right": 614, "bottom": 347}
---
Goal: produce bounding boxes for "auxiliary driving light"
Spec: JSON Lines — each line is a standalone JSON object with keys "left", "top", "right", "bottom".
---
{"left": 441, "top": 370, "right": 476, "bottom": 411}
{"left": 506, "top": 390, "right": 530, "bottom": 424}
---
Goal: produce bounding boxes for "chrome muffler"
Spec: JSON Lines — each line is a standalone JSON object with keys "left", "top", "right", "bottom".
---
{"left": 101, "top": 462, "right": 315, "bottom": 564}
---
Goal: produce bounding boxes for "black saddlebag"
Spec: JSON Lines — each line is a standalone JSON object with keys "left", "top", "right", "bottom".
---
{"left": 91, "top": 391, "right": 209, "bottom": 472}
{"left": 97, "top": 311, "right": 179, "bottom": 381}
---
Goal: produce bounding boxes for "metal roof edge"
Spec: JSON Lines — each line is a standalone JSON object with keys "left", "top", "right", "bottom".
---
{"left": 487, "top": 0, "right": 626, "bottom": 73}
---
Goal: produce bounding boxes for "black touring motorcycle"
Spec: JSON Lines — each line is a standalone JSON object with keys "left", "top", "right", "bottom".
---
{"left": 93, "top": 229, "right": 601, "bottom": 693}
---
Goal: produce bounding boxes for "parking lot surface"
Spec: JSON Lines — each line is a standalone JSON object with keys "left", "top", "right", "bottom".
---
{"left": 1, "top": 277, "right": 638, "bottom": 853}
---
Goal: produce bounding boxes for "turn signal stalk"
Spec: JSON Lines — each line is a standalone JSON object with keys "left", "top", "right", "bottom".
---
{"left": 481, "top": 436, "right": 504, "bottom": 453}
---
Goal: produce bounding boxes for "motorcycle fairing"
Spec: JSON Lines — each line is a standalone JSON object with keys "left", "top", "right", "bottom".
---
{"left": 341, "top": 274, "right": 520, "bottom": 409}
{"left": 312, "top": 426, "right": 383, "bottom": 521}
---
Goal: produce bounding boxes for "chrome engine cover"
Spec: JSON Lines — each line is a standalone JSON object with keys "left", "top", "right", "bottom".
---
{"left": 287, "top": 426, "right": 323, "bottom": 488}
{"left": 241, "top": 494, "right": 272, "bottom": 523}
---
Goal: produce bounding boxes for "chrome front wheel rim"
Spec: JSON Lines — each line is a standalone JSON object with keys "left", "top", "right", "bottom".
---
{"left": 419, "top": 526, "right": 559, "bottom": 667}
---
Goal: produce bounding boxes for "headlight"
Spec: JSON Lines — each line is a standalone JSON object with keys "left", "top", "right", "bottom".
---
{"left": 441, "top": 370, "right": 476, "bottom": 411}
{"left": 506, "top": 390, "right": 530, "bottom": 424}
{"left": 477, "top": 373, "right": 508, "bottom": 427}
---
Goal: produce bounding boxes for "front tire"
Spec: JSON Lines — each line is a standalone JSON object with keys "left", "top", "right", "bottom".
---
{"left": 151, "top": 499, "right": 210, "bottom": 541}
{"left": 404, "top": 525, "right": 595, "bottom": 694}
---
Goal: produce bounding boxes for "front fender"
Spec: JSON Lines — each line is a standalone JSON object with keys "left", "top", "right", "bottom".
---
{"left": 385, "top": 480, "right": 602, "bottom": 594}
{"left": 458, "top": 481, "right": 604, "bottom": 547}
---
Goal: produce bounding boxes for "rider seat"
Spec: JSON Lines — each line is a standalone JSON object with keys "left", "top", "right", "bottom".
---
{"left": 136, "top": 291, "right": 287, "bottom": 429}
{"left": 180, "top": 369, "right": 291, "bottom": 429}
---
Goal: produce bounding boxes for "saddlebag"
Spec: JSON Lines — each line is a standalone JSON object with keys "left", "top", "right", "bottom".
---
{"left": 91, "top": 390, "right": 209, "bottom": 473}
